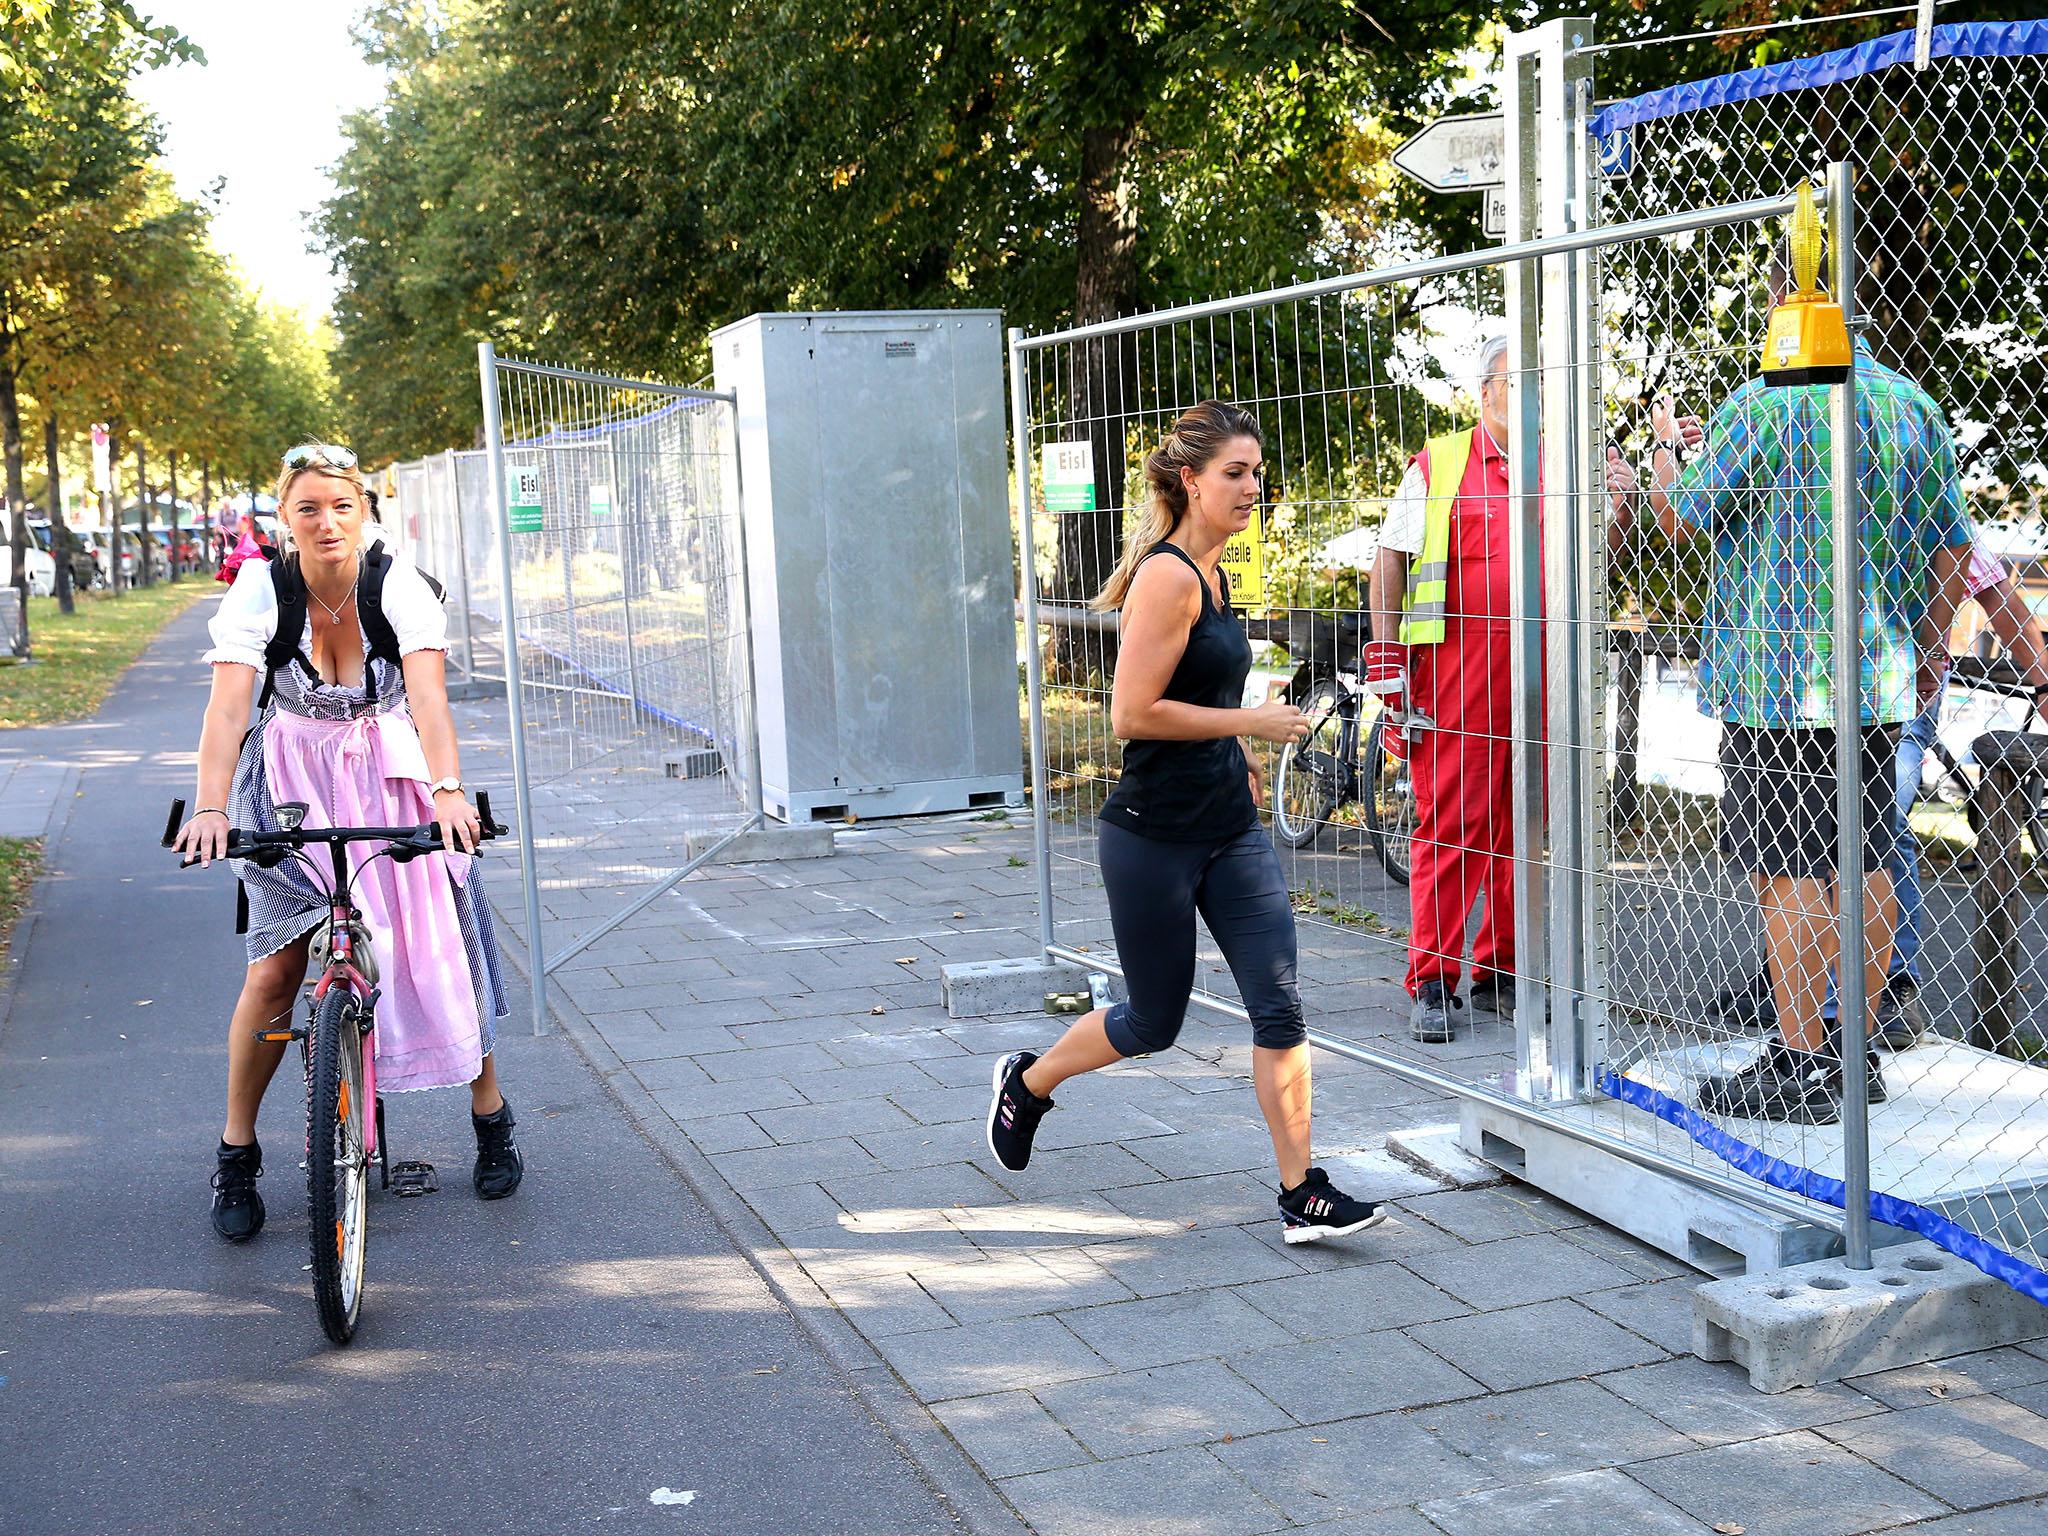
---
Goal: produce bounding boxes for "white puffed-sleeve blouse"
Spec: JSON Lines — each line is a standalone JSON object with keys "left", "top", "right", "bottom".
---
{"left": 203, "top": 544, "right": 449, "bottom": 668}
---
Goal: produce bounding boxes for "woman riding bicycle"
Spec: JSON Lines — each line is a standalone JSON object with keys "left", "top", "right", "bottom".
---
{"left": 174, "top": 444, "right": 521, "bottom": 1242}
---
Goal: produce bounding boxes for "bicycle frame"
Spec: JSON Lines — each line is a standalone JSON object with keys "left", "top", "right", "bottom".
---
{"left": 306, "top": 844, "right": 381, "bottom": 1160}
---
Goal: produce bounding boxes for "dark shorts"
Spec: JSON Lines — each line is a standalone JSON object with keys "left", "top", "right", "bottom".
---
{"left": 1717, "top": 723, "right": 1902, "bottom": 880}
{"left": 1097, "top": 821, "right": 1306, "bottom": 1054}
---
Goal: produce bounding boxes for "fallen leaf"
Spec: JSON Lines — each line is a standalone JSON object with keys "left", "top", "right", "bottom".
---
{"left": 1310, "top": 1437, "right": 1328, "bottom": 1444}
{"left": 952, "top": 911, "right": 966, "bottom": 919}
{"left": 1713, "top": 1524, "right": 1745, "bottom": 1535}
{"left": 752, "top": 1366, "right": 780, "bottom": 1375}
{"left": 1929, "top": 1383, "right": 1952, "bottom": 1398}
{"left": 893, "top": 956, "right": 918, "bottom": 966}
{"left": 870, "top": 1006, "right": 887, "bottom": 1016}
{"left": 136, "top": 999, "right": 153, "bottom": 1007}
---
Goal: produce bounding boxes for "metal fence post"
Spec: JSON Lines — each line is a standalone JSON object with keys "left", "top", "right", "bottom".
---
{"left": 1504, "top": 33, "right": 1551, "bottom": 1099}
{"left": 606, "top": 434, "right": 645, "bottom": 714}
{"left": 443, "top": 448, "right": 478, "bottom": 682}
{"left": 479, "top": 342, "right": 551, "bottom": 1037}
{"left": 1828, "top": 160, "right": 1873, "bottom": 1271}
{"left": 1009, "top": 328, "right": 1057, "bottom": 957}
{"left": 724, "top": 398, "right": 768, "bottom": 824}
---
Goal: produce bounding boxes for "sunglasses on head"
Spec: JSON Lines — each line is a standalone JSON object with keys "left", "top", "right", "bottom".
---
{"left": 282, "top": 443, "right": 358, "bottom": 470}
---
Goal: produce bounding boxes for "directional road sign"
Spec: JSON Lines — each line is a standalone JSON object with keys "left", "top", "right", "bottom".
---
{"left": 1392, "top": 112, "right": 1505, "bottom": 194}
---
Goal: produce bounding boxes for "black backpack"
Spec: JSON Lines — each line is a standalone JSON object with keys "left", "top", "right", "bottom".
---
{"left": 259, "top": 544, "right": 446, "bottom": 708}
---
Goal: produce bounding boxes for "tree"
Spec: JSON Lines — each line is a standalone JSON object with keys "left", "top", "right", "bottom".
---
{"left": 325, "top": 1, "right": 1498, "bottom": 664}
{"left": 0, "top": 1, "right": 197, "bottom": 647}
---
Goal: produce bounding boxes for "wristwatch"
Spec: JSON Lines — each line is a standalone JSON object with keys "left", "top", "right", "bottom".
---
{"left": 430, "top": 777, "right": 464, "bottom": 796}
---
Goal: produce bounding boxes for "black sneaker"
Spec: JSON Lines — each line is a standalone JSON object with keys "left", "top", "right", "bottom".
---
{"left": 1468, "top": 973, "right": 1515, "bottom": 1019}
{"left": 986, "top": 1051, "right": 1054, "bottom": 1172}
{"left": 472, "top": 1101, "right": 524, "bottom": 1199}
{"left": 1874, "top": 976, "right": 1926, "bottom": 1052}
{"left": 1410, "top": 981, "right": 1466, "bottom": 1044}
{"left": 1706, "top": 971, "right": 1777, "bottom": 1035}
{"left": 1696, "top": 1042, "right": 1840, "bottom": 1125}
{"left": 1277, "top": 1167, "right": 1387, "bottom": 1244}
{"left": 210, "top": 1139, "right": 265, "bottom": 1242}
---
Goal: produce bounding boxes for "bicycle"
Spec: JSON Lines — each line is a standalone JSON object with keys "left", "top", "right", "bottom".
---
{"left": 1916, "top": 656, "right": 2048, "bottom": 866}
{"left": 163, "top": 793, "right": 507, "bottom": 1344}
{"left": 1270, "top": 665, "right": 1416, "bottom": 885}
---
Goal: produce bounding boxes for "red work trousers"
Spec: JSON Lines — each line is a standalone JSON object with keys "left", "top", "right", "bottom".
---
{"left": 1403, "top": 613, "right": 1515, "bottom": 996}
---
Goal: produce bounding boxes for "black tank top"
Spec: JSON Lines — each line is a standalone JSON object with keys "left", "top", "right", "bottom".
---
{"left": 1098, "top": 544, "right": 1259, "bottom": 842}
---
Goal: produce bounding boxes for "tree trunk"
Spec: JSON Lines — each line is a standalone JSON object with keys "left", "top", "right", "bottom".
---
{"left": 135, "top": 438, "right": 153, "bottom": 587}
{"left": 46, "top": 415, "right": 73, "bottom": 615}
{"left": 167, "top": 449, "right": 181, "bottom": 583}
{"left": 0, "top": 350, "right": 30, "bottom": 656}
{"left": 1047, "top": 116, "right": 1143, "bottom": 683}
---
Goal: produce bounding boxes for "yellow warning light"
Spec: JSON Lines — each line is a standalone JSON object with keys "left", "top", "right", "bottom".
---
{"left": 1760, "top": 181, "right": 1853, "bottom": 385}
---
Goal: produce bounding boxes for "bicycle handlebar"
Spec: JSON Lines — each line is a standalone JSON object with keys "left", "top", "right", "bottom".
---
{"left": 163, "top": 793, "right": 509, "bottom": 862}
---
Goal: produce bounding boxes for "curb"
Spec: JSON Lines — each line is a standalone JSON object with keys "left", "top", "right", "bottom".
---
{"left": 491, "top": 914, "right": 1034, "bottom": 1536}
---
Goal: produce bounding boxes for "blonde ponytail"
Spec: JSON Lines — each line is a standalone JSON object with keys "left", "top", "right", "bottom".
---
{"left": 1090, "top": 399, "right": 1262, "bottom": 611}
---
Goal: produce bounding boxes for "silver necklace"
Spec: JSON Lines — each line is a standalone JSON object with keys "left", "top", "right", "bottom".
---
{"left": 308, "top": 556, "right": 360, "bottom": 625}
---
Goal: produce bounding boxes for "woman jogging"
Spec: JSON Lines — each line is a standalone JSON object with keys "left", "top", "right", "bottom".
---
{"left": 986, "top": 400, "right": 1387, "bottom": 1243}
{"left": 174, "top": 444, "right": 521, "bottom": 1242}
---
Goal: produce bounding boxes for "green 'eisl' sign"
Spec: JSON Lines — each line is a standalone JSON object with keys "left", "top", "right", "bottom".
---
{"left": 1041, "top": 440, "right": 1097, "bottom": 513}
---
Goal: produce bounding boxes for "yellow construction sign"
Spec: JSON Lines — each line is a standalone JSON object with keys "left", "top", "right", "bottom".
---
{"left": 1220, "top": 509, "right": 1266, "bottom": 606}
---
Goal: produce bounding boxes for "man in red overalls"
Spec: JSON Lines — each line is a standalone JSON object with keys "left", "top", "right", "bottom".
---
{"left": 1365, "top": 335, "right": 1637, "bottom": 1042}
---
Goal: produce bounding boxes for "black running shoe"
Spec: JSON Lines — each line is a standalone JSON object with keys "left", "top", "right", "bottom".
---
{"left": 1410, "top": 981, "right": 1465, "bottom": 1044}
{"left": 1468, "top": 973, "right": 1515, "bottom": 1019}
{"left": 986, "top": 1051, "right": 1054, "bottom": 1172}
{"left": 1706, "top": 971, "right": 1778, "bottom": 1035}
{"left": 1873, "top": 976, "right": 1926, "bottom": 1052}
{"left": 1277, "top": 1167, "right": 1387, "bottom": 1244}
{"left": 210, "top": 1139, "right": 265, "bottom": 1242}
{"left": 1696, "top": 1042, "right": 1840, "bottom": 1125}
{"left": 472, "top": 1100, "right": 524, "bottom": 1199}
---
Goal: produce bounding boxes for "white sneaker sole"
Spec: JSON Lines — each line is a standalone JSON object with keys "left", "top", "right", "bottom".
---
{"left": 1282, "top": 1209, "right": 1390, "bottom": 1244}
{"left": 986, "top": 1051, "right": 1030, "bottom": 1172}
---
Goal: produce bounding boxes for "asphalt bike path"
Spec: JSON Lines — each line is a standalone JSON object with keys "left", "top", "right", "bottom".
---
{"left": 0, "top": 603, "right": 964, "bottom": 1536}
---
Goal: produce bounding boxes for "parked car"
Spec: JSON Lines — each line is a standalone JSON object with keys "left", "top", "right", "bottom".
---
{"left": 28, "top": 520, "right": 97, "bottom": 593}
{"left": 0, "top": 533, "right": 56, "bottom": 597}
{"left": 79, "top": 529, "right": 138, "bottom": 586}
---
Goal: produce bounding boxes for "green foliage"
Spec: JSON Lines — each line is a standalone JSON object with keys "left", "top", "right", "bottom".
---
{"left": 322, "top": 0, "right": 1505, "bottom": 461}
{"left": 0, "top": 0, "right": 335, "bottom": 542}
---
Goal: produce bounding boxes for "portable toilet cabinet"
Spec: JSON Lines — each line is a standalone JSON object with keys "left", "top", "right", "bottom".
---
{"left": 711, "top": 310, "right": 1025, "bottom": 823}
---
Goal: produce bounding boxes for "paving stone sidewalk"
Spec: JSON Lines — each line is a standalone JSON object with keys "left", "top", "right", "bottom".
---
{"left": 447, "top": 707, "right": 2048, "bottom": 1536}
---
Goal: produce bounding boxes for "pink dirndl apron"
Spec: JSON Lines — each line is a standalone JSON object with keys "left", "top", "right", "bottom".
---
{"left": 262, "top": 708, "right": 485, "bottom": 1093}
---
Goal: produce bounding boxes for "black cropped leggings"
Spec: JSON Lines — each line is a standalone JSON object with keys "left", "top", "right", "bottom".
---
{"left": 1098, "top": 820, "right": 1307, "bottom": 1055}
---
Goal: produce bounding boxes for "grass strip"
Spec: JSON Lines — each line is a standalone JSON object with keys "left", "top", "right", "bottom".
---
{"left": 0, "top": 584, "right": 209, "bottom": 729}
{"left": 0, "top": 835, "right": 42, "bottom": 951}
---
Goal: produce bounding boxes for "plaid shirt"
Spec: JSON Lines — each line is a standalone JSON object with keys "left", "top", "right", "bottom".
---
{"left": 1669, "top": 345, "right": 1970, "bottom": 728}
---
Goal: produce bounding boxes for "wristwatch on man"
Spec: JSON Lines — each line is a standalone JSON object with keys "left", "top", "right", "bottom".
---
{"left": 430, "top": 776, "right": 465, "bottom": 797}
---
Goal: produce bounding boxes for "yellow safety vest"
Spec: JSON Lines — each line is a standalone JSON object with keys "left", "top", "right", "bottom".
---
{"left": 1398, "top": 429, "right": 1475, "bottom": 647}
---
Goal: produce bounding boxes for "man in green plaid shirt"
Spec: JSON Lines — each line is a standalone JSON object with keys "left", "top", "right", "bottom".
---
{"left": 1648, "top": 339, "right": 1973, "bottom": 1124}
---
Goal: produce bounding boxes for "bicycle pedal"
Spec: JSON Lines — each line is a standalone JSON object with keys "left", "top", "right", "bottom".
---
{"left": 1043, "top": 990, "right": 1089, "bottom": 1015}
{"left": 387, "top": 1161, "right": 438, "bottom": 1197}
{"left": 253, "top": 1027, "right": 306, "bottom": 1044}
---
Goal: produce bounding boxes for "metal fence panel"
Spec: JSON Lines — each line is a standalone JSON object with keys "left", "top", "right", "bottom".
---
{"left": 1590, "top": 21, "right": 2048, "bottom": 1297}
{"left": 477, "top": 348, "right": 763, "bottom": 1033}
{"left": 1009, "top": 191, "right": 1846, "bottom": 1238}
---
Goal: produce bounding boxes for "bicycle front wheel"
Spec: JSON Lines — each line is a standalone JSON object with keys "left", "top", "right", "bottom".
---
{"left": 1274, "top": 679, "right": 1344, "bottom": 848}
{"left": 1363, "top": 716, "right": 1415, "bottom": 887}
{"left": 307, "top": 986, "right": 370, "bottom": 1345}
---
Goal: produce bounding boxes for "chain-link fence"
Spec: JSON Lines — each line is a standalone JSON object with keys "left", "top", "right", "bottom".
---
{"left": 478, "top": 348, "right": 763, "bottom": 1033}
{"left": 387, "top": 449, "right": 503, "bottom": 688}
{"left": 1585, "top": 20, "right": 2048, "bottom": 1302}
